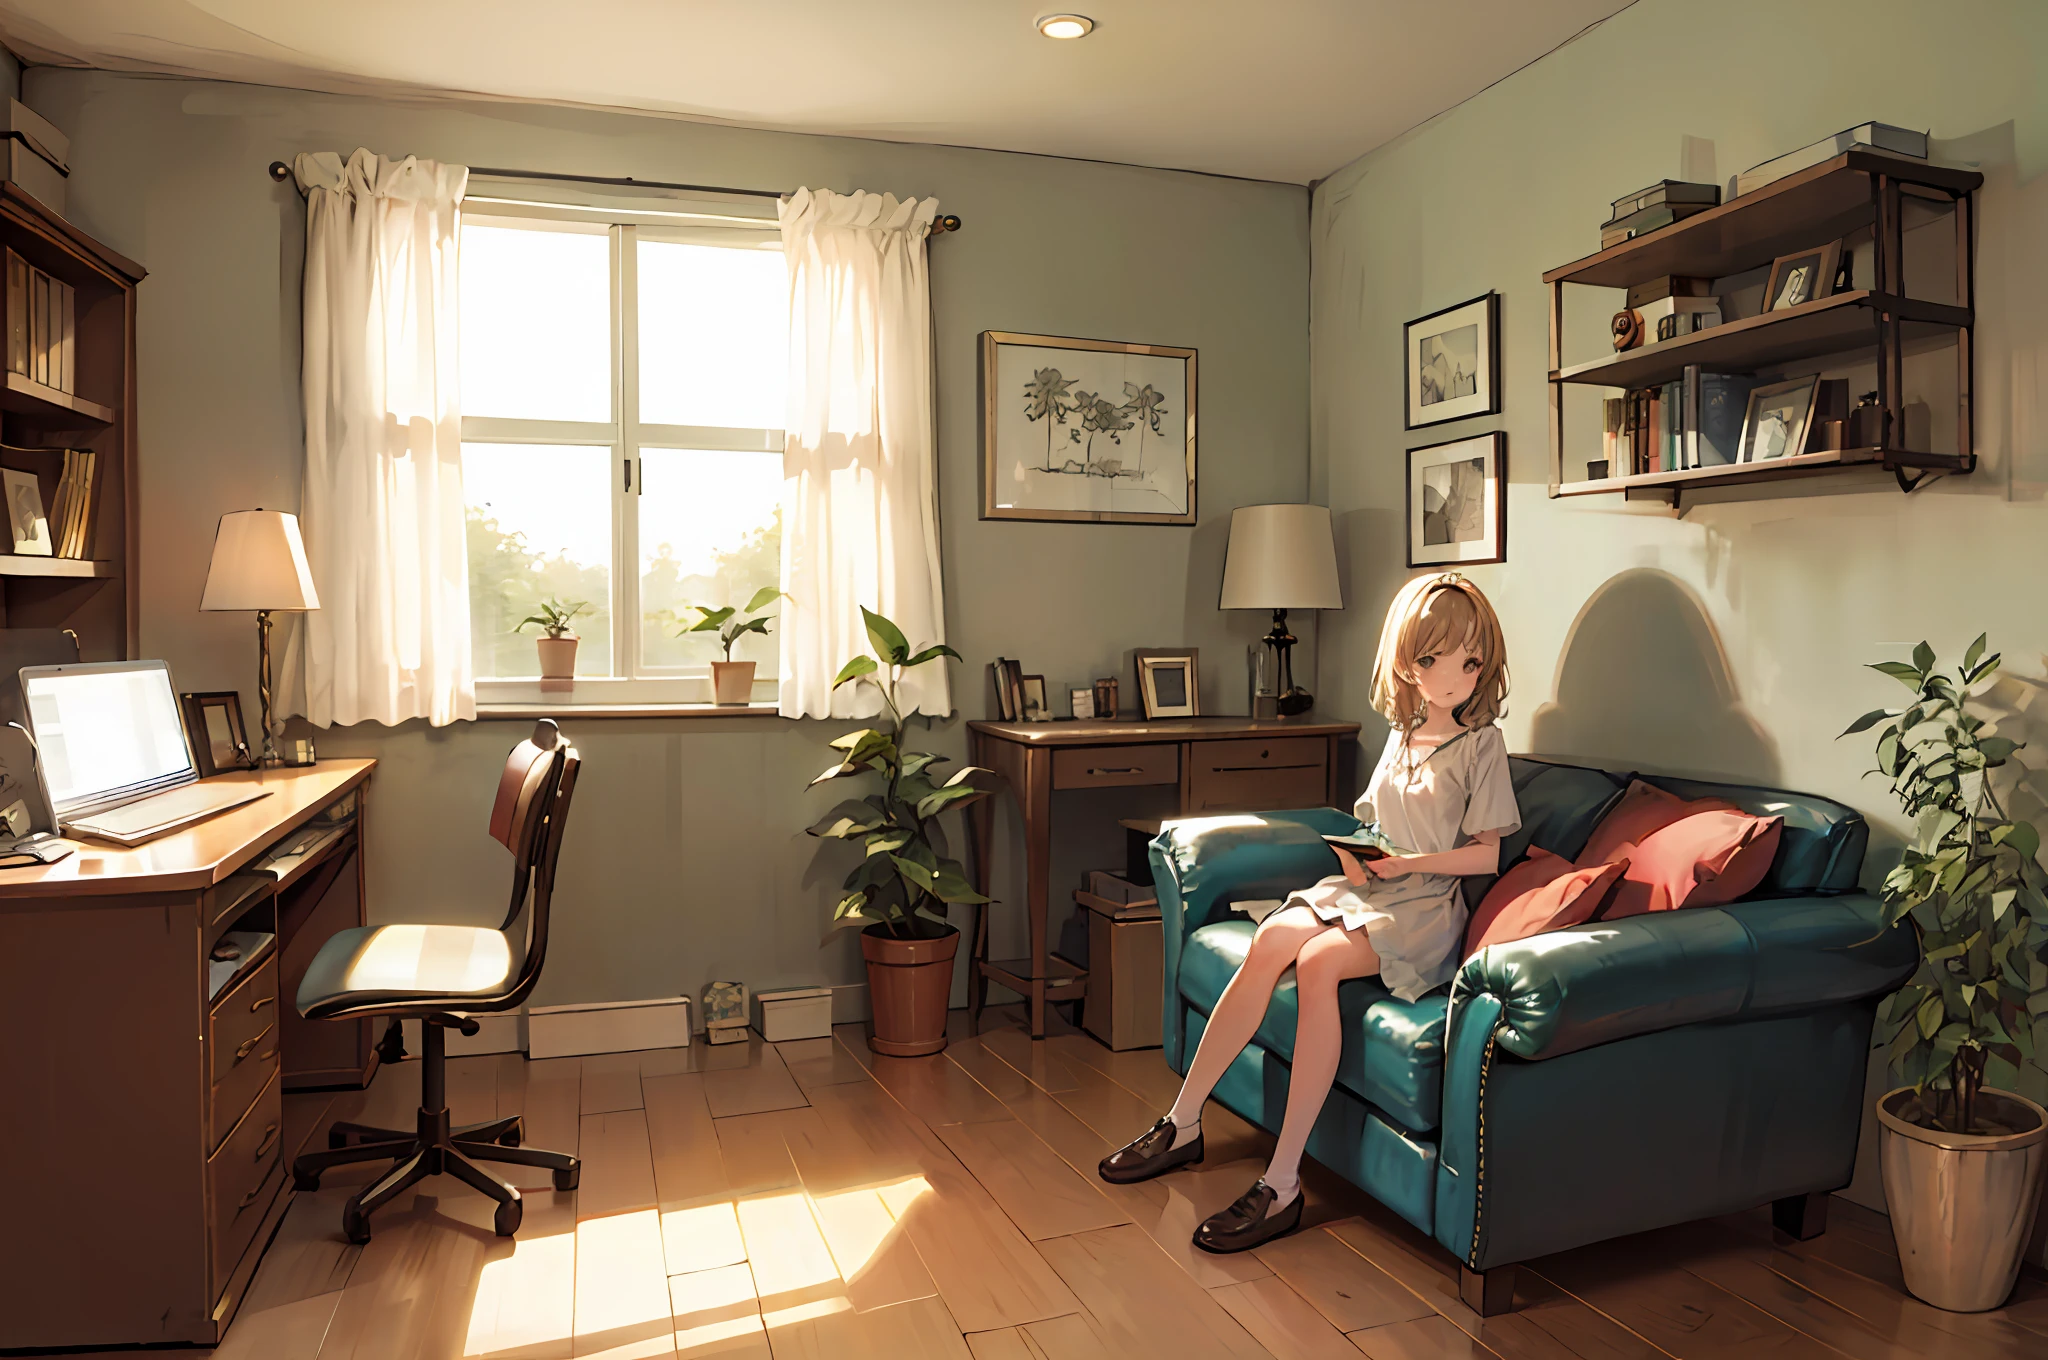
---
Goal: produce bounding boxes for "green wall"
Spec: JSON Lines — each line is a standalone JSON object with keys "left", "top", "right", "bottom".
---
{"left": 1309, "top": 0, "right": 2048, "bottom": 1218}
{"left": 27, "top": 69, "right": 1310, "bottom": 1011}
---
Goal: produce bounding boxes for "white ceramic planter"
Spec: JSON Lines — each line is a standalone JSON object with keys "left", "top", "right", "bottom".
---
{"left": 711, "top": 660, "right": 756, "bottom": 705}
{"left": 1878, "top": 1085, "right": 2047, "bottom": 1312}
{"left": 536, "top": 635, "right": 579, "bottom": 693}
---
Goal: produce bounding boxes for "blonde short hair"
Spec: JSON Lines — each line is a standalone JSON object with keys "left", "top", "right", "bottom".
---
{"left": 1369, "top": 573, "right": 1509, "bottom": 730}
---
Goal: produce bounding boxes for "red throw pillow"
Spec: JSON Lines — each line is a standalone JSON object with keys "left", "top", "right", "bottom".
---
{"left": 1598, "top": 809, "right": 1784, "bottom": 919}
{"left": 1464, "top": 847, "right": 1630, "bottom": 959}
{"left": 1579, "top": 779, "right": 1738, "bottom": 867}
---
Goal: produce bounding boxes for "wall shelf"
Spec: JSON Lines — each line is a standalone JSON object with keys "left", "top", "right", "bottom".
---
{"left": 0, "top": 555, "right": 117, "bottom": 579}
{"left": 1546, "top": 149, "right": 1982, "bottom": 512}
{"left": 2, "top": 373, "right": 115, "bottom": 426}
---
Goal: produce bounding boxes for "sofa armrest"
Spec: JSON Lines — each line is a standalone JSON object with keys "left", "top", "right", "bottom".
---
{"left": 1449, "top": 893, "right": 1916, "bottom": 1064}
{"left": 1151, "top": 807, "right": 1358, "bottom": 1067}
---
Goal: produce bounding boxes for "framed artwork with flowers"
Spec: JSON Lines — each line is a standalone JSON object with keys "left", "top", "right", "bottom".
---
{"left": 979, "top": 330, "right": 1197, "bottom": 524}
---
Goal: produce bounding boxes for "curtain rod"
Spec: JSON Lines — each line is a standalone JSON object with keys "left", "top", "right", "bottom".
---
{"left": 266, "top": 160, "right": 963, "bottom": 232}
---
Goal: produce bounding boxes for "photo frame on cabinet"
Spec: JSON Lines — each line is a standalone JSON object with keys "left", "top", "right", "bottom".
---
{"left": 179, "top": 690, "right": 259, "bottom": 776}
{"left": 1407, "top": 431, "right": 1505, "bottom": 567}
{"left": 980, "top": 330, "right": 1197, "bottom": 525}
{"left": 1405, "top": 292, "right": 1501, "bottom": 429}
{"left": 1133, "top": 649, "right": 1200, "bottom": 719}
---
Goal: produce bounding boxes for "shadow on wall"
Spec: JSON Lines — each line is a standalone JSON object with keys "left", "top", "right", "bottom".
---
{"left": 1527, "top": 568, "right": 1779, "bottom": 784}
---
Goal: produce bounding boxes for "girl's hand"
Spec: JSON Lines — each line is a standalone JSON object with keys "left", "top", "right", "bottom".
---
{"left": 1331, "top": 845, "right": 1371, "bottom": 886}
{"left": 1364, "top": 854, "right": 1413, "bottom": 879}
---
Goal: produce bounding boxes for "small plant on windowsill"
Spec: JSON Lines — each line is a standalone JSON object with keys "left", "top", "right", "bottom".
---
{"left": 806, "top": 607, "right": 993, "bottom": 1056}
{"left": 518, "top": 597, "right": 588, "bottom": 691}
{"left": 674, "top": 587, "right": 783, "bottom": 706}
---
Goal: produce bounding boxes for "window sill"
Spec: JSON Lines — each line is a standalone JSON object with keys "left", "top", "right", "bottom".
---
{"left": 475, "top": 701, "right": 786, "bottom": 720}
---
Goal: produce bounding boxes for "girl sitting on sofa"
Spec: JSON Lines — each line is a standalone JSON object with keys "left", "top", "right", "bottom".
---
{"left": 1098, "top": 572, "right": 1520, "bottom": 1253}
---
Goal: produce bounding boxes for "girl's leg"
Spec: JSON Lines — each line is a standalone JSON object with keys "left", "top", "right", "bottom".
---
{"left": 1263, "top": 925, "right": 1382, "bottom": 1201}
{"left": 1163, "top": 905, "right": 1330, "bottom": 1136}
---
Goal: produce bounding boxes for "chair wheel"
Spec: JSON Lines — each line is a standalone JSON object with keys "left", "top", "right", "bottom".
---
{"left": 294, "top": 1168, "right": 322, "bottom": 1192}
{"left": 342, "top": 1203, "right": 371, "bottom": 1245}
{"left": 553, "top": 1164, "right": 579, "bottom": 1192}
{"left": 494, "top": 1196, "right": 523, "bottom": 1236}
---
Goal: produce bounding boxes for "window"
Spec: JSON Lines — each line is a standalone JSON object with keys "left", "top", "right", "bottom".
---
{"left": 458, "top": 209, "right": 788, "bottom": 703}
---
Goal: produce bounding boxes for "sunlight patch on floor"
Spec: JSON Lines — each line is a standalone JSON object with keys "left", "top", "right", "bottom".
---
{"left": 462, "top": 1218, "right": 577, "bottom": 1358}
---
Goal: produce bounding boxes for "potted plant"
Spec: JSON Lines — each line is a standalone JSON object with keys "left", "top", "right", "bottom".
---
{"left": 807, "top": 608, "right": 992, "bottom": 1055}
{"left": 677, "top": 587, "right": 782, "bottom": 705}
{"left": 518, "top": 597, "right": 587, "bottom": 691}
{"left": 1845, "top": 635, "right": 2048, "bottom": 1312}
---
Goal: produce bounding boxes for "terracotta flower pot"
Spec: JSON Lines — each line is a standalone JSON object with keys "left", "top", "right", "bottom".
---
{"left": 711, "top": 659, "right": 756, "bottom": 706}
{"left": 1878, "top": 1086, "right": 2047, "bottom": 1311}
{"left": 536, "top": 635, "right": 578, "bottom": 693}
{"left": 861, "top": 923, "right": 958, "bottom": 1056}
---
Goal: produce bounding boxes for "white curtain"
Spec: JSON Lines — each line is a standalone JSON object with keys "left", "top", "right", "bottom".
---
{"left": 777, "top": 188, "right": 949, "bottom": 719}
{"left": 293, "top": 149, "right": 474, "bottom": 728}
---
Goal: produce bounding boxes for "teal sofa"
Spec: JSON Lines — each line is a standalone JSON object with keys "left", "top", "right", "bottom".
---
{"left": 1153, "top": 755, "right": 1915, "bottom": 1313}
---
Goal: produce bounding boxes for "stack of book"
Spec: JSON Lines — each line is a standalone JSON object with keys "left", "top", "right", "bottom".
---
{"left": 1603, "top": 367, "right": 1754, "bottom": 475}
{"left": 5, "top": 250, "right": 75, "bottom": 394}
{"left": 1734, "top": 122, "right": 1927, "bottom": 198}
{"left": 46, "top": 446, "right": 96, "bottom": 558}
{"left": 1601, "top": 180, "right": 1720, "bottom": 249}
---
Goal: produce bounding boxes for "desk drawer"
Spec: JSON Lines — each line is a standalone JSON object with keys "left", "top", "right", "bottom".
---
{"left": 1053, "top": 744, "right": 1179, "bottom": 790}
{"left": 210, "top": 956, "right": 279, "bottom": 1086}
{"left": 211, "top": 1040, "right": 280, "bottom": 1154}
{"left": 1187, "top": 737, "right": 1327, "bottom": 813}
{"left": 210, "top": 1070, "right": 283, "bottom": 1294}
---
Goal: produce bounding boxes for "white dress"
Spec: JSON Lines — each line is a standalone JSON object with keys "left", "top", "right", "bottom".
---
{"left": 1284, "top": 724, "right": 1521, "bottom": 1002}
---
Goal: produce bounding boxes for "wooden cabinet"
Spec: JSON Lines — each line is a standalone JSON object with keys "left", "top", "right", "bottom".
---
{"left": 1185, "top": 736, "right": 1327, "bottom": 813}
{"left": 1052, "top": 742, "right": 1179, "bottom": 789}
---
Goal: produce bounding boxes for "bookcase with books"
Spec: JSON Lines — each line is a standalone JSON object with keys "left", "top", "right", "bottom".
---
{"left": 1546, "top": 146, "right": 1980, "bottom": 511}
{"left": 0, "top": 180, "right": 142, "bottom": 654}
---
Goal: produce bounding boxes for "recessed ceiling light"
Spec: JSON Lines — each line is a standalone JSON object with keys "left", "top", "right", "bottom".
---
{"left": 1037, "top": 14, "right": 1095, "bottom": 39}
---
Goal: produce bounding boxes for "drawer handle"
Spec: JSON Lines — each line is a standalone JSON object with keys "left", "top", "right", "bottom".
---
{"left": 235, "top": 1034, "right": 265, "bottom": 1060}
{"left": 237, "top": 1181, "right": 266, "bottom": 1210}
{"left": 253, "top": 1123, "right": 280, "bottom": 1162}
{"left": 1088, "top": 766, "right": 1144, "bottom": 775}
{"left": 249, "top": 995, "right": 276, "bottom": 1014}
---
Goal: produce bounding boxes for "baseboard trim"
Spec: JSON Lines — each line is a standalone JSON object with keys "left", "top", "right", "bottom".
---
{"left": 529, "top": 996, "right": 693, "bottom": 1059}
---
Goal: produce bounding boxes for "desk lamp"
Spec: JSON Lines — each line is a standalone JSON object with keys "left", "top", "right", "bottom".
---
{"left": 1219, "top": 503, "right": 1342, "bottom": 716}
{"left": 201, "top": 509, "right": 320, "bottom": 766}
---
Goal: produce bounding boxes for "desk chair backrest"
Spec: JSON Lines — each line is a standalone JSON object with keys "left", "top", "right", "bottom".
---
{"left": 484, "top": 719, "right": 579, "bottom": 1014}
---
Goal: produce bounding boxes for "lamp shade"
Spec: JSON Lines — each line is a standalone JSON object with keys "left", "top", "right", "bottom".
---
{"left": 201, "top": 509, "right": 320, "bottom": 612}
{"left": 1219, "top": 504, "right": 1342, "bottom": 611}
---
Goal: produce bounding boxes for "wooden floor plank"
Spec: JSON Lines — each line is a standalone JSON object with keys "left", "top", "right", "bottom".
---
{"left": 644, "top": 1073, "right": 747, "bottom": 1277}
{"left": 667, "top": 1262, "right": 769, "bottom": 1359}
{"left": 314, "top": 1189, "right": 494, "bottom": 1360}
{"left": 580, "top": 1053, "right": 647, "bottom": 1115}
{"left": 212, "top": 1188, "right": 363, "bottom": 1360}
{"left": 772, "top": 1103, "right": 938, "bottom": 1312}
{"left": 863, "top": 1048, "right": 1014, "bottom": 1127}
{"left": 575, "top": 1208, "right": 676, "bottom": 1358}
{"left": 964, "top": 1327, "right": 1037, "bottom": 1360}
{"left": 761, "top": 1293, "right": 973, "bottom": 1359}
{"left": 934, "top": 1118, "right": 1129, "bottom": 1240}
{"left": 974, "top": 1025, "right": 1089, "bottom": 1094}
{"left": 1254, "top": 1225, "right": 1436, "bottom": 1332}
{"left": 1211, "top": 1274, "right": 1371, "bottom": 1360}
{"left": 1352, "top": 1315, "right": 1500, "bottom": 1359}
{"left": 714, "top": 1111, "right": 803, "bottom": 1196}
{"left": 447, "top": 1054, "right": 501, "bottom": 1126}
{"left": 459, "top": 1190, "right": 578, "bottom": 1360}
{"left": 1018, "top": 1312, "right": 1120, "bottom": 1360}
{"left": 577, "top": 1110, "right": 661, "bottom": 1220}
{"left": 1035, "top": 1224, "right": 1273, "bottom": 1359}
{"left": 735, "top": 1189, "right": 846, "bottom": 1325}
{"left": 500, "top": 1057, "right": 583, "bottom": 1192}
{"left": 778, "top": 1037, "right": 871, "bottom": 1094}
{"left": 1095, "top": 1155, "right": 1276, "bottom": 1288}
{"left": 698, "top": 1044, "right": 808, "bottom": 1120}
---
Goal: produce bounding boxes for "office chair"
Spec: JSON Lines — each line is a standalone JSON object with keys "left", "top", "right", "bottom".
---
{"left": 290, "top": 719, "right": 582, "bottom": 1243}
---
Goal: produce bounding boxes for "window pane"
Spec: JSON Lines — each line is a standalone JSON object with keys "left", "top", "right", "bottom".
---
{"left": 464, "top": 443, "right": 613, "bottom": 677}
{"left": 638, "top": 241, "right": 788, "bottom": 428}
{"left": 639, "top": 448, "right": 781, "bottom": 671}
{"left": 460, "top": 224, "right": 611, "bottom": 422}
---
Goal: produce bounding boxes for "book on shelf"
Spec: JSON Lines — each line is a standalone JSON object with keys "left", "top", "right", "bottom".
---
{"left": 45, "top": 446, "right": 94, "bottom": 558}
{"left": 1625, "top": 275, "right": 1712, "bottom": 310}
{"left": 1600, "top": 200, "right": 1712, "bottom": 248}
{"left": 1638, "top": 294, "right": 1722, "bottom": 341}
{"left": 1734, "top": 122, "right": 1928, "bottom": 198}
{"left": 1608, "top": 180, "right": 1721, "bottom": 221}
{"left": 4, "top": 248, "right": 76, "bottom": 394}
{"left": 1602, "top": 397, "right": 1625, "bottom": 471}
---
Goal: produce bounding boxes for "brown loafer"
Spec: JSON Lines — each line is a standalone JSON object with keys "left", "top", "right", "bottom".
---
{"left": 1193, "top": 1179, "right": 1303, "bottom": 1254}
{"left": 1098, "top": 1117, "right": 1203, "bottom": 1185}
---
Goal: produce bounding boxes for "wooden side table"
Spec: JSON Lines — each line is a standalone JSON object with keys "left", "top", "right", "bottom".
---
{"left": 965, "top": 716, "right": 1362, "bottom": 1038}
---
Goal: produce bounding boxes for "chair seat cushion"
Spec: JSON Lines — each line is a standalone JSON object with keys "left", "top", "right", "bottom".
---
{"left": 1180, "top": 920, "right": 1449, "bottom": 1134}
{"left": 297, "top": 924, "right": 516, "bottom": 1019}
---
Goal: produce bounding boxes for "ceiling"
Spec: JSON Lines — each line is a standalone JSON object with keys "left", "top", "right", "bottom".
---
{"left": 0, "top": 1, "right": 1634, "bottom": 184}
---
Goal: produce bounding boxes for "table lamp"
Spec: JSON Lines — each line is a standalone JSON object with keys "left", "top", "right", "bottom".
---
{"left": 201, "top": 509, "right": 320, "bottom": 766}
{"left": 1219, "top": 503, "right": 1342, "bottom": 717}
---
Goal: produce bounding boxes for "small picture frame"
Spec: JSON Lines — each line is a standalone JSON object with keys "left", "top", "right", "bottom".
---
{"left": 1407, "top": 431, "right": 1506, "bottom": 568}
{"left": 2, "top": 468, "right": 51, "bottom": 557}
{"left": 1020, "top": 675, "right": 1050, "bottom": 721}
{"left": 1405, "top": 292, "right": 1501, "bottom": 429}
{"left": 1093, "top": 677, "right": 1120, "bottom": 721}
{"left": 1739, "top": 376, "right": 1821, "bottom": 462}
{"left": 1133, "top": 649, "right": 1199, "bottom": 720}
{"left": 1070, "top": 687, "right": 1097, "bottom": 720}
{"left": 1763, "top": 242, "right": 1842, "bottom": 312}
{"left": 179, "top": 690, "right": 258, "bottom": 776}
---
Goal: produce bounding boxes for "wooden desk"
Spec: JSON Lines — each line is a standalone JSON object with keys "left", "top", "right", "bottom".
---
{"left": 0, "top": 760, "right": 376, "bottom": 1352}
{"left": 966, "top": 717, "right": 1360, "bottom": 1038}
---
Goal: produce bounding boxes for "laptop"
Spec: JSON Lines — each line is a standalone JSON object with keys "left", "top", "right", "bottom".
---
{"left": 20, "top": 659, "right": 270, "bottom": 846}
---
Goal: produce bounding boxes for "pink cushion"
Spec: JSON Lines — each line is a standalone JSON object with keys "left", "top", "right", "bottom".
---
{"left": 1598, "top": 809, "right": 1784, "bottom": 919}
{"left": 1580, "top": 779, "right": 1737, "bottom": 867}
{"left": 1464, "top": 847, "right": 1630, "bottom": 959}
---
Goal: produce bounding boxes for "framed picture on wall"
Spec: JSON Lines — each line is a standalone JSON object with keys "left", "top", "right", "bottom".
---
{"left": 1404, "top": 292, "right": 1501, "bottom": 429}
{"left": 979, "top": 331, "right": 1196, "bottom": 525}
{"left": 1407, "top": 431, "right": 1505, "bottom": 567}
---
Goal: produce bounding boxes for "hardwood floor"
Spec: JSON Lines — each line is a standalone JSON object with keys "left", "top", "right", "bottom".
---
{"left": 89, "top": 1004, "right": 2048, "bottom": 1360}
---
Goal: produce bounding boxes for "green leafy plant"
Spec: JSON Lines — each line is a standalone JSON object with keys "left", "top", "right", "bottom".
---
{"left": 1844, "top": 635, "right": 2048, "bottom": 1135}
{"left": 673, "top": 586, "right": 783, "bottom": 660}
{"left": 517, "top": 597, "right": 587, "bottom": 639}
{"left": 807, "top": 608, "right": 992, "bottom": 940}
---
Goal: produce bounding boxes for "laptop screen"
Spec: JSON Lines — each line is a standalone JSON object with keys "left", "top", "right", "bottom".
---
{"left": 22, "top": 662, "right": 197, "bottom": 814}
